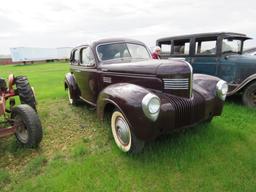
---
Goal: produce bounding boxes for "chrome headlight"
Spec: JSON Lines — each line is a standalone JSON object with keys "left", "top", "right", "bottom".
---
{"left": 216, "top": 80, "right": 228, "bottom": 101}
{"left": 142, "top": 93, "right": 160, "bottom": 121}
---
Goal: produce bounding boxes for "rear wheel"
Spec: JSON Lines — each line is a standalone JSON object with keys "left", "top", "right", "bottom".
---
{"left": 242, "top": 82, "right": 256, "bottom": 108}
{"left": 15, "top": 76, "right": 37, "bottom": 111}
{"left": 111, "top": 110, "right": 144, "bottom": 154}
{"left": 12, "top": 104, "right": 43, "bottom": 148}
{"left": 67, "top": 86, "right": 80, "bottom": 105}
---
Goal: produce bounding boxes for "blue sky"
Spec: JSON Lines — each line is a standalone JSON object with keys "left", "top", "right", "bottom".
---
{"left": 0, "top": 0, "right": 255, "bottom": 54}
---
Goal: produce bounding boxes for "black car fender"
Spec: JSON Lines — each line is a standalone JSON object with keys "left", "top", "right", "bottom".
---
{"left": 96, "top": 83, "right": 160, "bottom": 141}
{"left": 64, "top": 72, "right": 81, "bottom": 99}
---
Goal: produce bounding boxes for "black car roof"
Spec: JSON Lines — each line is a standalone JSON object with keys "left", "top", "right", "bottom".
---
{"left": 91, "top": 38, "right": 146, "bottom": 48}
{"left": 72, "top": 38, "right": 146, "bottom": 52}
{"left": 157, "top": 32, "right": 252, "bottom": 42}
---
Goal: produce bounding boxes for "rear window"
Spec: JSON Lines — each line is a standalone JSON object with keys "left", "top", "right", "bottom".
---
{"left": 173, "top": 39, "right": 190, "bottom": 55}
{"left": 159, "top": 41, "right": 171, "bottom": 54}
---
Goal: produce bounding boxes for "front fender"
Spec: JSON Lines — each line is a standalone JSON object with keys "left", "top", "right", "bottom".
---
{"left": 193, "top": 73, "right": 221, "bottom": 99}
{"left": 97, "top": 83, "right": 159, "bottom": 141}
{"left": 227, "top": 73, "right": 256, "bottom": 96}
{"left": 64, "top": 72, "right": 80, "bottom": 99}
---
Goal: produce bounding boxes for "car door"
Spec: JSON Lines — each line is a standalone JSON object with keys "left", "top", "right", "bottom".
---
{"left": 190, "top": 37, "right": 219, "bottom": 76}
{"left": 72, "top": 46, "right": 99, "bottom": 105}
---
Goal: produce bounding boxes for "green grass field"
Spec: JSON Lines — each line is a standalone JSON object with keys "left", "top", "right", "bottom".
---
{"left": 0, "top": 62, "right": 255, "bottom": 192}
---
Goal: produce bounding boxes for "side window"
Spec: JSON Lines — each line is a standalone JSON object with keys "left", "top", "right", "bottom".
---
{"left": 159, "top": 41, "right": 171, "bottom": 54}
{"left": 195, "top": 39, "right": 217, "bottom": 55}
{"left": 70, "top": 49, "right": 79, "bottom": 65}
{"left": 74, "top": 50, "right": 80, "bottom": 64}
{"left": 81, "top": 47, "right": 95, "bottom": 66}
{"left": 173, "top": 39, "right": 190, "bottom": 55}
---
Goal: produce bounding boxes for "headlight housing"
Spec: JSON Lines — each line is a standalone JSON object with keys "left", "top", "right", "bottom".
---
{"left": 216, "top": 80, "right": 228, "bottom": 101}
{"left": 142, "top": 93, "right": 160, "bottom": 121}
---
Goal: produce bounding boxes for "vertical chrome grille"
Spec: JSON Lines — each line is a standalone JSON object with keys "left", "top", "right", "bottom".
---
{"left": 163, "top": 78, "right": 189, "bottom": 90}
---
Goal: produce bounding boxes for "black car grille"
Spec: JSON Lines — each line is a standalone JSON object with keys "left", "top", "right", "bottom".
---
{"left": 169, "top": 91, "right": 205, "bottom": 128}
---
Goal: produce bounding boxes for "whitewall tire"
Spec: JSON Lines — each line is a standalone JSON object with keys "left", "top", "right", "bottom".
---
{"left": 111, "top": 110, "right": 144, "bottom": 153}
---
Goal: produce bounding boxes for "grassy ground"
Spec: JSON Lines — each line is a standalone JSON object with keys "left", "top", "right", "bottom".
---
{"left": 0, "top": 62, "right": 255, "bottom": 192}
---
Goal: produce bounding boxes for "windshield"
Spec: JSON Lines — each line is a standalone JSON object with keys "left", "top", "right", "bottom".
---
{"left": 222, "top": 38, "right": 242, "bottom": 54}
{"left": 97, "top": 43, "right": 151, "bottom": 61}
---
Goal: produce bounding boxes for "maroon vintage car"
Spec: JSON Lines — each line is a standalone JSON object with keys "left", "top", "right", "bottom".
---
{"left": 64, "top": 38, "right": 227, "bottom": 153}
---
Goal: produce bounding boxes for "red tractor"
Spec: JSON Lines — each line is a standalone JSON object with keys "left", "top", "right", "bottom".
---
{"left": 0, "top": 74, "right": 42, "bottom": 147}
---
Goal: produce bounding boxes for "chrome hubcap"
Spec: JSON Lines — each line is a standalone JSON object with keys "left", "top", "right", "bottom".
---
{"left": 115, "top": 117, "right": 130, "bottom": 146}
{"left": 15, "top": 117, "right": 28, "bottom": 143}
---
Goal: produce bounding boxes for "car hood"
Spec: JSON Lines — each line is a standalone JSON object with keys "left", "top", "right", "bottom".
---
{"left": 100, "top": 59, "right": 191, "bottom": 76}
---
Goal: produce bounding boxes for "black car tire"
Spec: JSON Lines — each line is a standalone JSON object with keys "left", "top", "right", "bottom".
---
{"left": 67, "top": 86, "right": 80, "bottom": 105}
{"left": 111, "top": 110, "right": 144, "bottom": 154}
{"left": 15, "top": 76, "right": 37, "bottom": 111}
{"left": 242, "top": 82, "right": 256, "bottom": 108}
{"left": 12, "top": 104, "right": 43, "bottom": 148}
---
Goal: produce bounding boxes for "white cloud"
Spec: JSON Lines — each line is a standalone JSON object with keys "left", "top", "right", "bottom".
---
{"left": 0, "top": 0, "right": 256, "bottom": 54}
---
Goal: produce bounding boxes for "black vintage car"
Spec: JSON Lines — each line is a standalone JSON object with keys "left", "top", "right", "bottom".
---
{"left": 65, "top": 38, "right": 227, "bottom": 153}
{"left": 156, "top": 32, "right": 256, "bottom": 107}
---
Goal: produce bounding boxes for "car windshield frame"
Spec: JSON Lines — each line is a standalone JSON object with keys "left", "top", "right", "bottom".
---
{"left": 221, "top": 38, "right": 243, "bottom": 55}
{"left": 96, "top": 42, "right": 151, "bottom": 62}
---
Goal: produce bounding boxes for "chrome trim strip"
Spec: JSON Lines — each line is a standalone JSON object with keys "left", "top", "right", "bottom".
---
{"left": 184, "top": 61, "right": 193, "bottom": 98}
{"left": 163, "top": 78, "right": 189, "bottom": 90}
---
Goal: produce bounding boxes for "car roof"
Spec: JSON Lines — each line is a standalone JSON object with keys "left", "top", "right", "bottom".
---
{"left": 157, "top": 32, "right": 252, "bottom": 42}
{"left": 71, "top": 38, "right": 147, "bottom": 52}
{"left": 91, "top": 38, "right": 146, "bottom": 48}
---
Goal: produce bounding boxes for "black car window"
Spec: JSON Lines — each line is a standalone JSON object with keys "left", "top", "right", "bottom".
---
{"left": 195, "top": 39, "right": 217, "bottom": 55}
{"left": 81, "top": 47, "right": 95, "bottom": 66}
{"left": 97, "top": 43, "right": 150, "bottom": 62}
{"left": 173, "top": 39, "right": 190, "bottom": 55}
{"left": 74, "top": 49, "right": 80, "bottom": 64}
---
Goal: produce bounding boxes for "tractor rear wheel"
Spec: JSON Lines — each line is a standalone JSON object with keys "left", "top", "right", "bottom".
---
{"left": 15, "top": 76, "right": 37, "bottom": 111}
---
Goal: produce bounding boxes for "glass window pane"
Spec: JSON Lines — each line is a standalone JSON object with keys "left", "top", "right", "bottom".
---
{"left": 173, "top": 40, "right": 190, "bottom": 55}
{"left": 196, "top": 40, "right": 216, "bottom": 55}
{"left": 160, "top": 42, "right": 171, "bottom": 53}
{"left": 222, "top": 39, "right": 242, "bottom": 54}
{"left": 81, "top": 47, "right": 95, "bottom": 66}
{"left": 127, "top": 43, "right": 150, "bottom": 59}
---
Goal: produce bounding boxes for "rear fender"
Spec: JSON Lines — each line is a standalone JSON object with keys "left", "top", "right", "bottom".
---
{"left": 64, "top": 72, "right": 80, "bottom": 99}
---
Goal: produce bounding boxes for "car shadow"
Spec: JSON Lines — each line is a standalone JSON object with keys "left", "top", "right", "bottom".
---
{"left": 121, "top": 120, "right": 244, "bottom": 165}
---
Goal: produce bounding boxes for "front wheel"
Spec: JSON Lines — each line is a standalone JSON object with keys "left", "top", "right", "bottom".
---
{"left": 111, "top": 110, "right": 144, "bottom": 154}
{"left": 242, "top": 82, "right": 256, "bottom": 108}
{"left": 12, "top": 104, "right": 43, "bottom": 148}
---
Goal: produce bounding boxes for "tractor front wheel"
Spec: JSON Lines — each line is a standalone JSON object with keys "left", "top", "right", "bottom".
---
{"left": 12, "top": 104, "right": 43, "bottom": 148}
